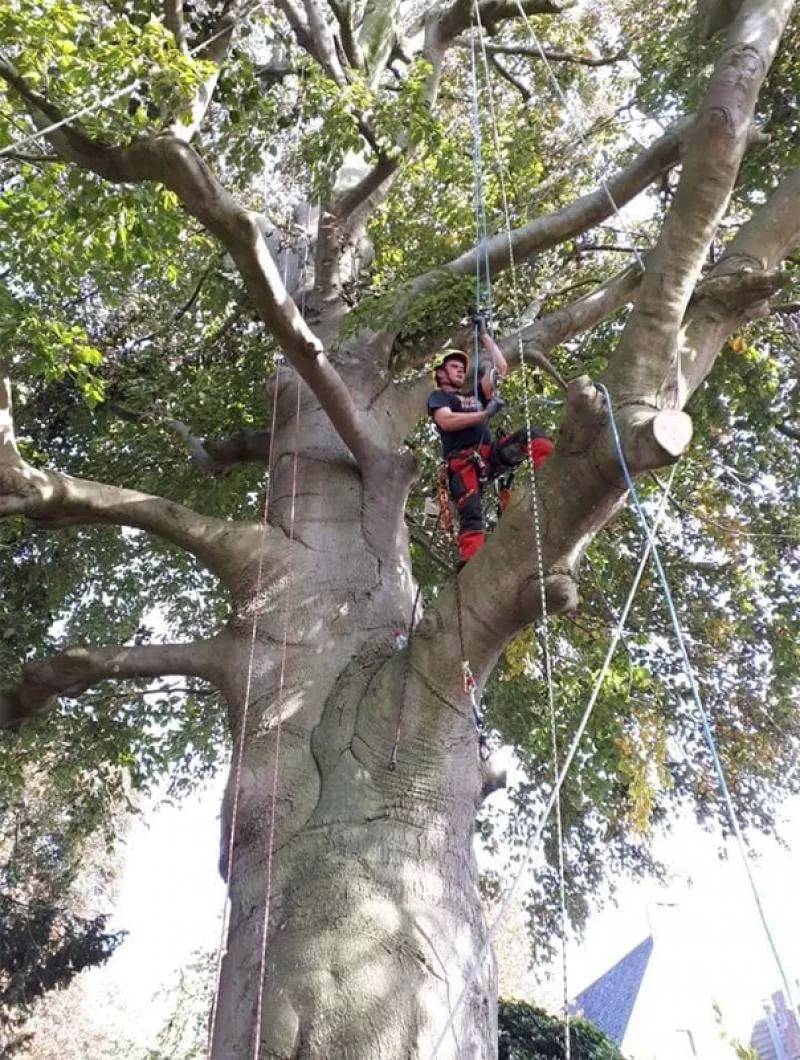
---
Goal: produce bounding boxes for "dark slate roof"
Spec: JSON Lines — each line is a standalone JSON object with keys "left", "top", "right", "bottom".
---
{"left": 571, "top": 935, "right": 654, "bottom": 1046}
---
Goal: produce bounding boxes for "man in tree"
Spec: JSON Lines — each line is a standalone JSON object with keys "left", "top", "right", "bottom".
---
{"left": 1, "top": 0, "right": 799, "bottom": 1056}
{"left": 428, "top": 320, "right": 554, "bottom": 563}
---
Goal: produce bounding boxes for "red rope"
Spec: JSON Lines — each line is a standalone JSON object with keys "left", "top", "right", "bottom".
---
{"left": 207, "top": 360, "right": 283, "bottom": 1056}
{"left": 252, "top": 377, "right": 302, "bottom": 1059}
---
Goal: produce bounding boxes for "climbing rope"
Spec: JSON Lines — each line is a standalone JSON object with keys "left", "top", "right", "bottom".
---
{"left": 207, "top": 219, "right": 307, "bottom": 1057}
{"left": 250, "top": 229, "right": 311, "bottom": 1060}
{"left": 252, "top": 371, "right": 303, "bottom": 1060}
{"left": 207, "top": 291, "right": 285, "bottom": 1060}
{"left": 471, "top": 6, "right": 571, "bottom": 1050}
{"left": 508, "top": 0, "right": 645, "bottom": 271}
{"left": 427, "top": 466, "right": 679, "bottom": 1059}
{"left": 597, "top": 382, "right": 799, "bottom": 1017}
{"left": 469, "top": 28, "right": 495, "bottom": 396}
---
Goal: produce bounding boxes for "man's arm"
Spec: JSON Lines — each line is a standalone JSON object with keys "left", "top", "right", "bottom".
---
{"left": 477, "top": 325, "right": 509, "bottom": 401}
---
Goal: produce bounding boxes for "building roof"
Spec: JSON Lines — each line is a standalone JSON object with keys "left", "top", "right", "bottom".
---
{"left": 572, "top": 935, "right": 654, "bottom": 1046}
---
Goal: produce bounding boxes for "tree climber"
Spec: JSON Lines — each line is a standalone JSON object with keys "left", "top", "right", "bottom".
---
{"left": 428, "top": 317, "right": 553, "bottom": 565}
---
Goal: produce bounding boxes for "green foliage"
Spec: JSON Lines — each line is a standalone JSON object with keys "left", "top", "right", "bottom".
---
{"left": 0, "top": 894, "right": 123, "bottom": 1049}
{"left": 0, "top": 0, "right": 799, "bottom": 1008}
{"left": 498, "top": 999, "right": 627, "bottom": 1060}
{"left": 0, "top": 0, "right": 213, "bottom": 141}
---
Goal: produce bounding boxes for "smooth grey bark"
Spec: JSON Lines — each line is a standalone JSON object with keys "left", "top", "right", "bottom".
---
{"left": 1, "top": 1, "right": 798, "bottom": 1058}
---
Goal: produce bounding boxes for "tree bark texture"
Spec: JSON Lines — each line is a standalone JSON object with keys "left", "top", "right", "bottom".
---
{"left": 1, "top": 0, "right": 798, "bottom": 1057}
{"left": 208, "top": 368, "right": 499, "bottom": 1059}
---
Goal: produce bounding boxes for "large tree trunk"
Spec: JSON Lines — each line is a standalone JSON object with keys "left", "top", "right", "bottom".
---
{"left": 211, "top": 367, "right": 496, "bottom": 1058}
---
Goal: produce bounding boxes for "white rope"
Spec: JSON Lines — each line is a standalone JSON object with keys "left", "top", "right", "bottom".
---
{"left": 471, "top": 7, "right": 571, "bottom": 1054}
{"left": 427, "top": 465, "right": 678, "bottom": 1059}
{"left": 508, "top": 0, "right": 646, "bottom": 271}
{"left": 0, "top": 0, "right": 268, "bottom": 159}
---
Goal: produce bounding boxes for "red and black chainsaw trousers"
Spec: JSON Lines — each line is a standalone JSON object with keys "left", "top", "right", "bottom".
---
{"left": 446, "top": 428, "right": 553, "bottom": 563}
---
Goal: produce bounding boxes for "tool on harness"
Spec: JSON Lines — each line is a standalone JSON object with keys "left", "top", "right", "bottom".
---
{"left": 436, "top": 467, "right": 454, "bottom": 534}
{"left": 469, "top": 447, "right": 489, "bottom": 486}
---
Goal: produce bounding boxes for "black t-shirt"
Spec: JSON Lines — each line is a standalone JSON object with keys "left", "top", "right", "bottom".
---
{"left": 427, "top": 375, "right": 490, "bottom": 457}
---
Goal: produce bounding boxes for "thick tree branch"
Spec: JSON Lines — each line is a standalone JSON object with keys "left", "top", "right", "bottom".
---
{"left": 677, "top": 167, "right": 800, "bottom": 397}
{"left": 0, "top": 639, "right": 223, "bottom": 728}
{"left": 164, "top": 0, "right": 188, "bottom": 52}
{"left": 488, "top": 53, "right": 532, "bottom": 101}
{"left": 167, "top": 0, "right": 239, "bottom": 141}
{"left": 0, "top": 57, "right": 375, "bottom": 466}
{"left": 328, "top": 1, "right": 363, "bottom": 69}
{"left": 409, "top": 120, "right": 689, "bottom": 297}
{"left": 0, "top": 458, "right": 246, "bottom": 583}
{"left": 167, "top": 419, "right": 271, "bottom": 473}
{"left": 603, "top": 0, "right": 794, "bottom": 405}
{"left": 776, "top": 421, "right": 800, "bottom": 442}
{"left": 498, "top": 262, "right": 644, "bottom": 369}
{"left": 276, "top": 0, "right": 346, "bottom": 82}
{"left": 0, "top": 360, "right": 19, "bottom": 463}
{"left": 432, "top": 0, "right": 565, "bottom": 43}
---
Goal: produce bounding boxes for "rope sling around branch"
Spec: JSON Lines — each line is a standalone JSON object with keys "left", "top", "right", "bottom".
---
{"left": 597, "top": 382, "right": 799, "bottom": 1018}
{"left": 427, "top": 465, "right": 680, "bottom": 1060}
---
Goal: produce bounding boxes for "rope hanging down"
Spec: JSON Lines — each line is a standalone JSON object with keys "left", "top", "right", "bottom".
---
{"left": 207, "top": 223, "right": 307, "bottom": 1059}
{"left": 471, "top": 6, "right": 572, "bottom": 1053}
{"left": 252, "top": 372, "right": 303, "bottom": 1060}
{"left": 427, "top": 466, "right": 680, "bottom": 1060}
{"left": 469, "top": 27, "right": 495, "bottom": 396}
{"left": 251, "top": 230, "right": 311, "bottom": 1060}
{"left": 597, "top": 383, "right": 799, "bottom": 1018}
{"left": 207, "top": 325, "right": 284, "bottom": 1060}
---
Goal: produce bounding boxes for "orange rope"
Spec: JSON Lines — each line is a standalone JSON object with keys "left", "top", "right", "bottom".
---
{"left": 207, "top": 358, "right": 283, "bottom": 1056}
{"left": 252, "top": 377, "right": 302, "bottom": 1059}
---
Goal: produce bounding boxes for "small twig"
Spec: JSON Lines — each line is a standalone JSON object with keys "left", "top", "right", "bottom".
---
{"left": 488, "top": 53, "right": 532, "bottom": 102}
{"left": 484, "top": 42, "right": 629, "bottom": 68}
